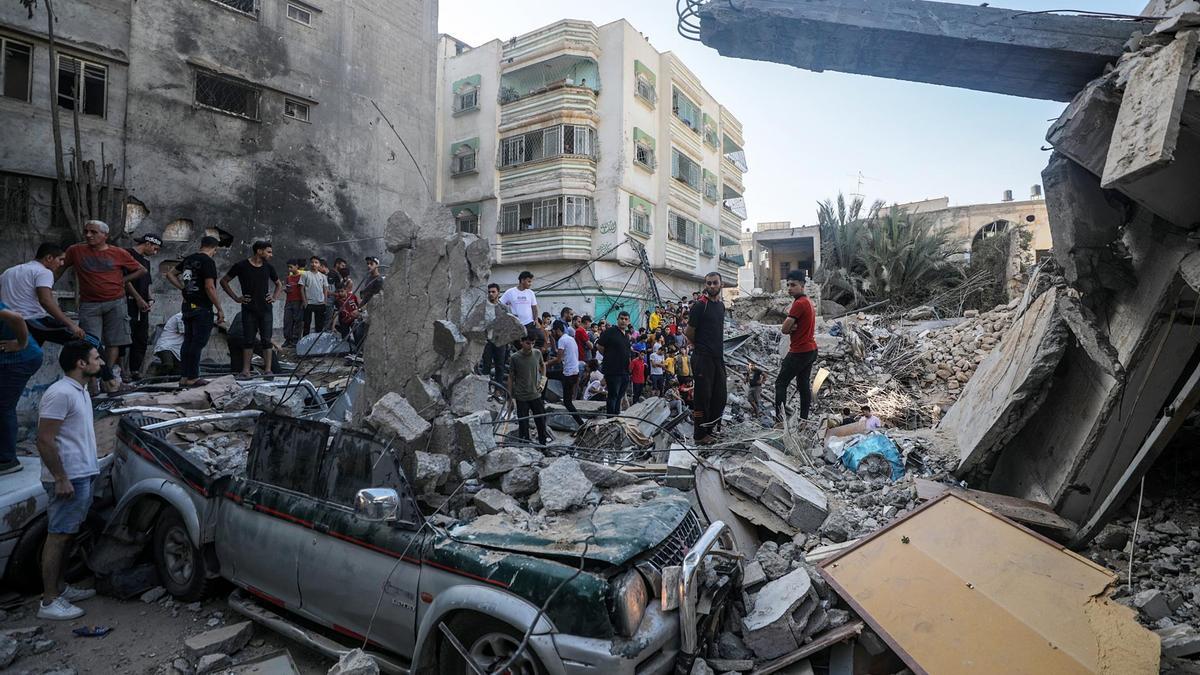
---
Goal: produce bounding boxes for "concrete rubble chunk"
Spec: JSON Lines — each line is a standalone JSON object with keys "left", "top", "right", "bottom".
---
{"left": 538, "top": 457, "right": 594, "bottom": 513}
{"left": 454, "top": 411, "right": 496, "bottom": 458}
{"left": 366, "top": 393, "right": 431, "bottom": 444}
{"left": 689, "top": 658, "right": 715, "bottom": 675}
{"left": 706, "top": 658, "right": 754, "bottom": 672}
{"left": 449, "top": 374, "right": 494, "bottom": 417}
{"left": 473, "top": 488, "right": 529, "bottom": 517}
{"left": 476, "top": 447, "right": 543, "bottom": 479}
{"left": 404, "top": 378, "right": 446, "bottom": 421}
{"left": 327, "top": 648, "right": 380, "bottom": 675}
{"left": 196, "top": 653, "right": 231, "bottom": 674}
{"left": 576, "top": 459, "right": 640, "bottom": 488}
{"left": 1134, "top": 589, "right": 1172, "bottom": 620}
{"left": 0, "top": 635, "right": 17, "bottom": 669}
{"left": 741, "top": 567, "right": 814, "bottom": 660}
{"left": 141, "top": 586, "right": 167, "bottom": 603}
{"left": 500, "top": 465, "right": 539, "bottom": 496}
{"left": 1156, "top": 624, "right": 1200, "bottom": 658}
{"left": 184, "top": 621, "right": 254, "bottom": 661}
{"left": 412, "top": 451, "right": 451, "bottom": 494}
{"left": 724, "top": 458, "right": 828, "bottom": 532}
{"left": 490, "top": 311, "right": 528, "bottom": 346}
{"left": 432, "top": 320, "right": 467, "bottom": 360}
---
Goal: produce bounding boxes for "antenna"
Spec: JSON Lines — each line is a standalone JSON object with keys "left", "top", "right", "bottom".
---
{"left": 847, "top": 171, "right": 879, "bottom": 200}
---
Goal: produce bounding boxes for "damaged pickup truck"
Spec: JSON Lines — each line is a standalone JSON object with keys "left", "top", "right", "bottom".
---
{"left": 104, "top": 411, "right": 740, "bottom": 674}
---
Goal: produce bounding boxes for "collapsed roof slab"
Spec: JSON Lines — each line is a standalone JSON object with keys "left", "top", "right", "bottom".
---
{"left": 698, "top": 0, "right": 1143, "bottom": 101}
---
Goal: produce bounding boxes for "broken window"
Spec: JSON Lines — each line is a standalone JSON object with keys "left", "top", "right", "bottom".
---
{"left": 2, "top": 38, "right": 32, "bottom": 102}
{"left": 635, "top": 142, "right": 656, "bottom": 170}
{"left": 284, "top": 99, "right": 310, "bottom": 122}
{"left": 671, "top": 148, "right": 701, "bottom": 192}
{"left": 246, "top": 415, "right": 330, "bottom": 495}
{"left": 672, "top": 87, "right": 701, "bottom": 133}
{"left": 194, "top": 70, "right": 261, "bottom": 121}
{"left": 286, "top": 2, "right": 312, "bottom": 25}
{"left": 57, "top": 55, "right": 106, "bottom": 118}
{"left": 636, "top": 77, "right": 656, "bottom": 106}
{"left": 0, "top": 173, "right": 30, "bottom": 228}
{"left": 631, "top": 206, "right": 650, "bottom": 236}
{"left": 668, "top": 211, "right": 698, "bottom": 247}
{"left": 214, "top": 0, "right": 256, "bottom": 14}
{"left": 500, "top": 196, "right": 593, "bottom": 233}
{"left": 498, "top": 124, "right": 596, "bottom": 168}
{"left": 453, "top": 87, "right": 478, "bottom": 113}
{"left": 451, "top": 144, "right": 477, "bottom": 175}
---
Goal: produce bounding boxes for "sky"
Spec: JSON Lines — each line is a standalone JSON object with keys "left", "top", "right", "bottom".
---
{"left": 438, "top": 0, "right": 1147, "bottom": 231}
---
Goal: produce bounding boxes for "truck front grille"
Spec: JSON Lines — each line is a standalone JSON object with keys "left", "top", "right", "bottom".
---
{"left": 646, "top": 511, "right": 703, "bottom": 571}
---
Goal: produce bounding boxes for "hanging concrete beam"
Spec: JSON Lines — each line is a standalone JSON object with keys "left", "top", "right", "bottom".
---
{"left": 698, "top": 0, "right": 1143, "bottom": 101}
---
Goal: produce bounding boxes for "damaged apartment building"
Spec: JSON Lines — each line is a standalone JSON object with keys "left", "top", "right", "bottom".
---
{"left": 434, "top": 19, "right": 748, "bottom": 320}
{"left": 0, "top": 0, "right": 437, "bottom": 319}
{"left": 692, "top": 0, "right": 1200, "bottom": 546}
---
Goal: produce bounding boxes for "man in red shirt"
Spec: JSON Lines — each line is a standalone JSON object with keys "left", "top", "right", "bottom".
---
{"left": 776, "top": 269, "right": 818, "bottom": 421}
{"left": 60, "top": 220, "right": 146, "bottom": 379}
{"left": 629, "top": 347, "right": 647, "bottom": 404}
{"left": 574, "top": 315, "right": 592, "bottom": 362}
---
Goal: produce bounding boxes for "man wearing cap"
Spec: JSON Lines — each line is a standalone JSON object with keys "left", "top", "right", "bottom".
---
{"left": 122, "top": 233, "right": 161, "bottom": 380}
{"left": 359, "top": 256, "right": 384, "bottom": 307}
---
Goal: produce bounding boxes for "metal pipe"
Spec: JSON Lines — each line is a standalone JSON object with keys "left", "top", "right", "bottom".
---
{"left": 141, "top": 410, "right": 262, "bottom": 431}
{"left": 677, "top": 520, "right": 732, "bottom": 655}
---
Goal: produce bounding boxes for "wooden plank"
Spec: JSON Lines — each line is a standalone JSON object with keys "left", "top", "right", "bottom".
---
{"left": 1071, "top": 360, "right": 1200, "bottom": 546}
{"left": 913, "top": 478, "right": 1076, "bottom": 533}
{"left": 751, "top": 621, "right": 865, "bottom": 675}
{"left": 1102, "top": 30, "right": 1199, "bottom": 187}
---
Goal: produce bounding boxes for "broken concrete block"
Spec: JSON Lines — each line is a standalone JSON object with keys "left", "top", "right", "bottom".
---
{"left": 0, "top": 635, "right": 17, "bottom": 669}
{"left": 1156, "top": 624, "right": 1200, "bottom": 657}
{"left": 576, "top": 459, "right": 640, "bottom": 488}
{"left": 449, "top": 374, "right": 493, "bottom": 417}
{"left": 412, "top": 451, "right": 451, "bottom": 494}
{"left": 742, "top": 561, "right": 767, "bottom": 589}
{"left": 1135, "top": 589, "right": 1172, "bottom": 620}
{"left": 454, "top": 411, "right": 496, "bottom": 458}
{"left": 500, "top": 465, "right": 539, "bottom": 496}
{"left": 141, "top": 586, "right": 167, "bottom": 603}
{"left": 328, "top": 648, "right": 379, "bottom": 675}
{"left": 741, "top": 567, "right": 813, "bottom": 660}
{"left": 490, "top": 310, "right": 527, "bottom": 346}
{"left": 196, "top": 653, "right": 231, "bottom": 674}
{"left": 706, "top": 658, "right": 754, "bottom": 672}
{"left": 473, "top": 488, "right": 528, "bottom": 517}
{"left": 538, "top": 457, "right": 594, "bottom": 513}
{"left": 477, "top": 447, "right": 542, "bottom": 479}
{"left": 725, "top": 458, "right": 828, "bottom": 532}
{"left": 366, "top": 393, "right": 431, "bottom": 444}
{"left": 724, "top": 459, "right": 775, "bottom": 500}
{"left": 184, "top": 621, "right": 253, "bottom": 661}
{"left": 433, "top": 320, "right": 467, "bottom": 360}
{"left": 689, "top": 659, "right": 714, "bottom": 675}
{"left": 1094, "top": 524, "right": 1131, "bottom": 551}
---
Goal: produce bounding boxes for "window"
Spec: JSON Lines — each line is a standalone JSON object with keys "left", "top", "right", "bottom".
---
{"left": 631, "top": 207, "right": 650, "bottom": 236}
{"left": 635, "top": 142, "right": 656, "bottom": 170}
{"left": 635, "top": 77, "right": 656, "bottom": 106}
{"left": 704, "top": 126, "right": 720, "bottom": 149}
{"left": 286, "top": 2, "right": 312, "bottom": 25}
{"left": 1, "top": 173, "right": 30, "bottom": 228}
{"left": 780, "top": 262, "right": 791, "bottom": 278}
{"left": 194, "top": 70, "right": 261, "bottom": 120}
{"left": 284, "top": 99, "right": 310, "bottom": 122}
{"left": 671, "top": 149, "right": 701, "bottom": 192}
{"left": 668, "top": 212, "right": 698, "bottom": 247}
{"left": 700, "top": 229, "right": 715, "bottom": 256}
{"left": 453, "top": 87, "right": 478, "bottom": 113}
{"left": 500, "top": 196, "right": 594, "bottom": 233}
{"left": 57, "top": 55, "right": 107, "bottom": 118}
{"left": 671, "top": 87, "right": 700, "bottom": 133}
{"left": 497, "top": 124, "right": 596, "bottom": 168}
{"left": 704, "top": 176, "right": 719, "bottom": 202}
{"left": 456, "top": 213, "right": 479, "bottom": 234}
{"left": 214, "top": 0, "right": 256, "bottom": 13}
{"left": 2, "top": 39, "right": 32, "bottom": 102}
{"left": 451, "top": 144, "right": 477, "bottom": 175}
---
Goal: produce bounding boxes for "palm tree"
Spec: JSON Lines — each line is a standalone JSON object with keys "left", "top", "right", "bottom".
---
{"left": 815, "top": 193, "right": 880, "bottom": 307}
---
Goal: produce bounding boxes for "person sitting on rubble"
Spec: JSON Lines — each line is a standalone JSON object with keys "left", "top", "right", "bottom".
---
{"left": 678, "top": 378, "right": 694, "bottom": 410}
{"left": 150, "top": 312, "right": 185, "bottom": 377}
{"left": 583, "top": 369, "right": 606, "bottom": 401}
{"left": 508, "top": 334, "right": 551, "bottom": 445}
{"left": 860, "top": 405, "right": 883, "bottom": 430}
{"left": 840, "top": 407, "right": 856, "bottom": 426}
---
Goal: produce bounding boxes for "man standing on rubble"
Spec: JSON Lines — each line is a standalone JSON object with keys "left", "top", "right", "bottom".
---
{"left": 686, "top": 272, "right": 727, "bottom": 445}
{"left": 480, "top": 283, "right": 508, "bottom": 383}
{"left": 547, "top": 321, "right": 585, "bottom": 427}
{"left": 221, "top": 241, "right": 282, "bottom": 378}
{"left": 500, "top": 271, "right": 542, "bottom": 347}
{"left": 508, "top": 334, "right": 551, "bottom": 445}
{"left": 166, "top": 236, "right": 224, "bottom": 387}
{"left": 122, "top": 233, "right": 161, "bottom": 380}
{"left": 775, "top": 269, "right": 818, "bottom": 422}
{"left": 595, "top": 311, "right": 633, "bottom": 415}
{"left": 299, "top": 256, "right": 327, "bottom": 336}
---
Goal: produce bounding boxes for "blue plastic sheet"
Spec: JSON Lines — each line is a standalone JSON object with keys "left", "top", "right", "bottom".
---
{"left": 840, "top": 432, "right": 905, "bottom": 480}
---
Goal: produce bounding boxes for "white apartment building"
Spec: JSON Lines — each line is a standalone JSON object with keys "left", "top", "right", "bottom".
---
{"left": 434, "top": 19, "right": 748, "bottom": 325}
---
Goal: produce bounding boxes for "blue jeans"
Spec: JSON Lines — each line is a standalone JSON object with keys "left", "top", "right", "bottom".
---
{"left": 605, "top": 374, "right": 629, "bottom": 416}
{"left": 0, "top": 357, "right": 41, "bottom": 464}
{"left": 181, "top": 308, "right": 215, "bottom": 380}
{"left": 42, "top": 476, "right": 96, "bottom": 534}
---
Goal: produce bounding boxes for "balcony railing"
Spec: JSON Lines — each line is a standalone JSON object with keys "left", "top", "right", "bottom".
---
{"left": 723, "top": 197, "right": 747, "bottom": 220}
{"left": 723, "top": 149, "right": 748, "bottom": 173}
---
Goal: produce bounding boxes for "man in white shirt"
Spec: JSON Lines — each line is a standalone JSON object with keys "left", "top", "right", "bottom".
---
{"left": 298, "top": 255, "right": 328, "bottom": 335}
{"left": 36, "top": 340, "right": 103, "bottom": 620}
{"left": 0, "top": 243, "right": 86, "bottom": 342}
{"left": 649, "top": 346, "right": 666, "bottom": 397}
{"left": 500, "top": 270, "right": 542, "bottom": 346}
{"left": 152, "top": 312, "right": 186, "bottom": 375}
{"left": 546, "top": 320, "right": 585, "bottom": 427}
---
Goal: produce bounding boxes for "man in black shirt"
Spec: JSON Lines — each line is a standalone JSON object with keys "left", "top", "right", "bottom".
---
{"left": 686, "top": 272, "right": 727, "bottom": 444}
{"left": 359, "top": 256, "right": 384, "bottom": 307}
{"left": 220, "top": 241, "right": 282, "bottom": 377}
{"left": 595, "top": 310, "right": 632, "bottom": 416}
{"left": 165, "top": 236, "right": 224, "bottom": 386}
{"left": 122, "top": 233, "right": 161, "bottom": 379}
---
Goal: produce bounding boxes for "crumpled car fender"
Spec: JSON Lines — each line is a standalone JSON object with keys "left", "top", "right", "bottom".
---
{"left": 107, "top": 478, "right": 203, "bottom": 547}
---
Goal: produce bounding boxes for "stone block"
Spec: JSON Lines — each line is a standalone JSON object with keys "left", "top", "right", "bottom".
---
{"left": 454, "top": 411, "right": 496, "bottom": 458}
{"left": 491, "top": 311, "right": 527, "bottom": 346}
{"left": 1135, "top": 589, "right": 1172, "bottom": 620}
{"left": 328, "top": 648, "right": 379, "bottom": 675}
{"left": 473, "top": 488, "right": 528, "bottom": 517}
{"left": 196, "top": 653, "right": 231, "bottom": 674}
{"left": 724, "top": 459, "right": 775, "bottom": 500}
{"left": 403, "top": 378, "right": 446, "bottom": 421}
{"left": 706, "top": 659, "right": 754, "bottom": 672}
{"left": 500, "top": 465, "right": 539, "bottom": 496}
{"left": 538, "top": 457, "right": 594, "bottom": 513}
{"left": 449, "top": 374, "right": 493, "bottom": 417}
{"left": 576, "top": 459, "right": 640, "bottom": 488}
{"left": 366, "top": 393, "right": 431, "bottom": 444}
{"left": 184, "top": 621, "right": 253, "bottom": 661}
{"left": 476, "top": 447, "right": 543, "bottom": 479}
{"left": 742, "top": 561, "right": 767, "bottom": 589}
{"left": 741, "top": 567, "right": 813, "bottom": 660}
{"left": 413, "top": 451, "right": 451, "bottom": 494}
{"left": 1156, "top": 624, "right": 1200, "bottom": 657}
{"left": 433, "top": 320, "right": 467, "bottom": 360}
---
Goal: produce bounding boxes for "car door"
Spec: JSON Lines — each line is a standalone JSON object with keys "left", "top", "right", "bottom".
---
{"left": 214, "top": 415, "right": 330, "bottom": 609}
{"left": 297, "top": 429, "right": 424, "bottom": 658}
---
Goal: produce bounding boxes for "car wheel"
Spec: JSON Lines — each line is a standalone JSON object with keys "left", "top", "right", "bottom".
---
{"left": 5, "top": 515, "right": 96, "bottom": 591}
{"left": 438, "top": 613, "right": 545, "bottom": 675}
{"left": 153, "top": 509, "right": 209, "bottom": 601}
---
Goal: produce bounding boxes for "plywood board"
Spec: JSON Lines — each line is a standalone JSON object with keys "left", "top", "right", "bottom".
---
{"left": 1102, "top": 30, "right": 1199, "bottom": 187}
{"left": 913, "top": 478, "right": 1076, "bottom": 533}
{"left": 821, "top": 495, "right": 1159, "bottom": 675}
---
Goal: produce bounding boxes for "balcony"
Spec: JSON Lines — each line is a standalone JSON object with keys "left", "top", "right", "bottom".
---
{"left": 723, "top": 134, "right": 748, "bottom": 173}
{"left": 499, "top": 54, "right": 600, "bottom": 106}
{"left": 501, "top": 20, "right": 600, "bottom": 66}
{"left": 723, "top": 184, "right": 747, "bottom": 220}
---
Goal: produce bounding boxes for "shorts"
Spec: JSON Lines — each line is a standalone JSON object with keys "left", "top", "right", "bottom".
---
{"left": 42, "top": 476, "right": 96, "bottom": 535}
{"left": 242, "top": 308, "right": 274, "bottom": 349}
{"left": 79, "top": 299, "right": 131, "bottom": 347}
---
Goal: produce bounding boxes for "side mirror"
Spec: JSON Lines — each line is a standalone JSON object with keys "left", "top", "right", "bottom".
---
{"left": 354, "top": 488, "right": 399, "bottom": 522}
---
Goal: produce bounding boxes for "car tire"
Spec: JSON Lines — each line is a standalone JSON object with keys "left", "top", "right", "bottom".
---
{"left": 152, "top": 509, "right": 209, "bottom": 601}
{"left": 5, "top": 514, "right": 96, "bottom": 591}
{"left": 437, "top": 612, "right": 545, "bottom": 675}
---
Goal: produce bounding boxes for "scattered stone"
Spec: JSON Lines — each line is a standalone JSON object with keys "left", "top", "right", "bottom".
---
{"left": 195, "top": 653, "right": 230, "bottom": 674}
{"left": 741, "top": 561, "right": 767, "bottom": 589}
{"left": 171, "top": 657, "right": 192, "bottom": 674}
{"left": 537, "top": 457, "right": 594, "bottom": 513}
{"left": 1155, "top": 521, "right": 1185, "bottom": 536}
{"left": 741, "top": 567, "right": 814, "bottom": 659}
{"left": 500, "top": 465, "right": 539, "bottom": 496}
{"left": 827, "top": 608, "right": 851, "bottom": 629}
{"left": 715, "top": 631, "right": 754, "bottom": 661}
{"left": 328, "top": 648, "right": 380, "bottom": 674}
{"left": 454, "top": 412, "right": 496, "bottom": 458}
{"left": 476, "top": 447, "right": 542, "bottom": 479}
{"left": 187, "top": 602, "right": 203, "bottom": 612}
{"left": 366, "top": 393, "right": 431, "bottom": 444}
{"left": 1157, "top": 624, "right": 1200, "bottom": 657}
{"left": 707, "top": 658, "right": 754, "bottom": 672}
{"left": 412, "top": 451, "right": 451, "bottom": 494}
{"left": 576, "top": 459, "right": 640, "bottom": 488}
{"left": 449, "top": 374, "right": 493, "bottom": 417}
{"left": 473, "top": 488, "right": 528, "bottom": 517}
{"left": 184, "top": 621, "right": 254, "bottom": 661}
{"left": 141, "top": 586, "right": 167, "bottom": 604}
{"left": 0, "top": 626, "right": 42, "bottom": 640}
{"left": 1134, "top": 589, "right": 1172, "bottom": 620}
{"left": 432, "top": 320, "right": 467, "bottom": 360}
{"left": 0, "top": 635, "right": 17, "bottom": 669}
{"left": 206, "top": 617, "right": 222, "bottom": 628}
{"left": 33, "top": 638, "right": 55, "bottom": 654}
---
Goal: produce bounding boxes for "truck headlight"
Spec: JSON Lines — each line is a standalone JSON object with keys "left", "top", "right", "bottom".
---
{"left": 610, "top": 569, "right": 649, "bottom": 637}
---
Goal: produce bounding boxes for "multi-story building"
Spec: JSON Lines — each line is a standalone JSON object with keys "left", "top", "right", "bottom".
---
{"left": 435, "top": 19, "right": 748, "bottom": 324}
{"left": 0, "top": 0, "right": 437, "bottom": 320}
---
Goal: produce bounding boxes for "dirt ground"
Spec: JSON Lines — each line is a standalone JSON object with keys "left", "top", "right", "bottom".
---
{"left": 3, "top": 587, "right": 334, "bottom": 674}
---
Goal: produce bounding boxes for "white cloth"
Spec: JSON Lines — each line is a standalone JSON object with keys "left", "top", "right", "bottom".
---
{"left": 38, "top": 377, "right": 99, "bottom": 481}
{"left": 500, "top": 287, "right": 537, "bottom": 325}
{"left": 154, "top": 313, "right": 186, "bottom": 359}
{"left": 650, "top": 351, "right": 664, "bottom": 375}
{"left": 556, "top": 333, "right": 580, "bottom": 376}
{"left": 864, "top": 415, "right": 882, "bottom": 430}
{"left": 0, "top": 260, "right": 53, "bottom": 320}
{"left": 584, "top": 378, "right": 604, "bottom": 399}
{"left": 299, "top": 270, "right": 327, "bottom": 305}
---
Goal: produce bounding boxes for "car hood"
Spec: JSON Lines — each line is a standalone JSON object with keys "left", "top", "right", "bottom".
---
{"left": 448, "top": 486, "right": 692, "bottom": 567}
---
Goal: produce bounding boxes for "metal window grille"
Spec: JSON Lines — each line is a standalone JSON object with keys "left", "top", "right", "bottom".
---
{"left": 451, "top": 148, "right": 477, "bottom": 175}
{"left": 456, "top": 214, "right": 479, "bottom": 234}
{"left": 631, "top": 208, "right": 650, "bottom": 235}
{"left": 668, "top": 212, "right": 698, "bottom": 247}
{"left": 671, "top": 149, "right": 701, "bottom": 191}
{"left": 453, "top": 88, "right": 478, "bottom": 112}
{"left": 500, "top": 197, "right": 594, "bottom": 234}
{"left": 635, "top": 77, "right": 656, "bottom": 105}
{"left": 2, "top": 39, "right": 33, "bottom": 102}
{"left": 215, "top": 0, "right": 256, "bottom": 13}
{"left": 0, "top": 173, "right": 30, "bottom": 227}
{"left": 195, "top": 70, "right": 261, "bottom": 120}
{"left": 57, "top": 55, "right": 106, "bottom": 117}
{"left": 635, "top": 143, "right": 656, "bottom": 170}
{"left": 498, "top": 124, "right": 595, "bottom": 168}
{"left": 284, "top": 99, "right": 310, "bottom": 121}
{"left": 286, "top": 3, "right": 311, "bottom": 24}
